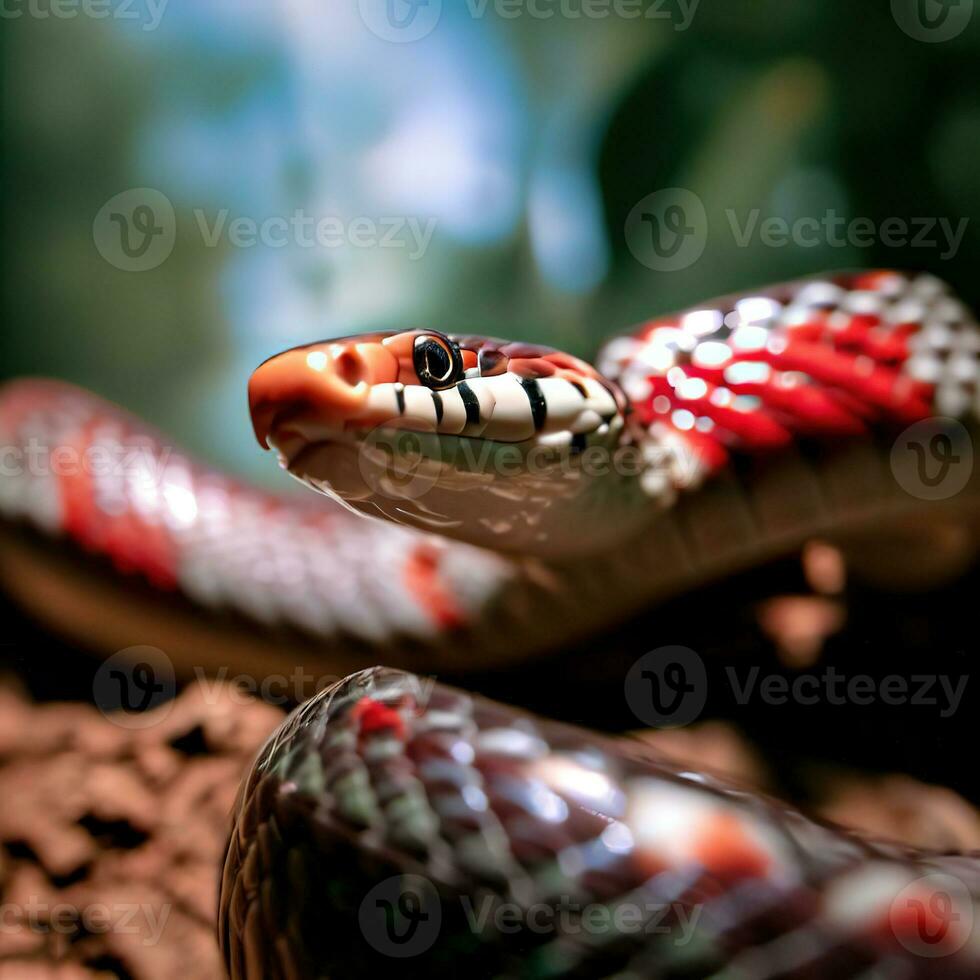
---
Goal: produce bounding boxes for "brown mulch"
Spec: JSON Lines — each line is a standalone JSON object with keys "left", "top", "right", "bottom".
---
{"left": 0, "top": 681, "right": 284, "bottom": 979}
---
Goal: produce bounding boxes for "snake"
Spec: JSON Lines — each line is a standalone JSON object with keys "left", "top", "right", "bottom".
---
{"left": 1, "top": 269, "right": 978, "bottom": 977}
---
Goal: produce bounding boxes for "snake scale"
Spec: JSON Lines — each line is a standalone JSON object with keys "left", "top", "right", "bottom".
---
{"left": 1, "top": 270, "right": 978, "bottom": 977}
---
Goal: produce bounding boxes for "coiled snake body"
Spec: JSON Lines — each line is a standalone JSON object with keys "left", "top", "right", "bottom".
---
{"left": 1, "top": 271, "right": 978, "bottom": 977}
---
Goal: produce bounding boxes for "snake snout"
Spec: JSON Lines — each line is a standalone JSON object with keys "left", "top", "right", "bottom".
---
{"left": 249, "top": 339, "right": 398, "bottom": 448}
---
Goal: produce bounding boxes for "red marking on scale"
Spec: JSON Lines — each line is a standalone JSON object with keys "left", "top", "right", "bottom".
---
{"left": 351, "top": 697, "right": 406, "bottom": 740}
{"left": 852, "top": 269, "right": 904, "bottom": 292}
{"left": 693, "top": 812, "right": 772, "bottom": 884}
{"left": 645, "top": 376, "right": 793, "bottom": 451}
{"left": 404, "top": 543, "right": 466, "bottom": 630}
{"left": 733, "top": 341, "right": 933, "bottom": 423}
{"left": 58, "top": 418, "right": 178, "bottom": 589}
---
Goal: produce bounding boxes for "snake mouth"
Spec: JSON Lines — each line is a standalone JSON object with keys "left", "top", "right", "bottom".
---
{"left": 249, "top": 333, "right": 402, "bottom": 450}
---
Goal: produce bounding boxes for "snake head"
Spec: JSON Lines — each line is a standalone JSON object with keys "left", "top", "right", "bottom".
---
{"left": 249, "top": 330, "right": 641, "bottom": 556}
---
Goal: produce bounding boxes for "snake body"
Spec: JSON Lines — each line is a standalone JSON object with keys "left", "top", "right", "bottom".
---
{"left": 220, "top": 668, "right": 979, "bottom": 979}
{"left": 1, "top": 270, "right": 979, "bottom": 977}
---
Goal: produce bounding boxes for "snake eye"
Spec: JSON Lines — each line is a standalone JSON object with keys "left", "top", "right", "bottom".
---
{"left": 413, "top": 335, "right": 462, "bottom": 389}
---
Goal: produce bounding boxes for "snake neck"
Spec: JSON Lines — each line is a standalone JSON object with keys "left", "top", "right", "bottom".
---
{"left": 370, "top": 421, "right": 665, "bottom": 560}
